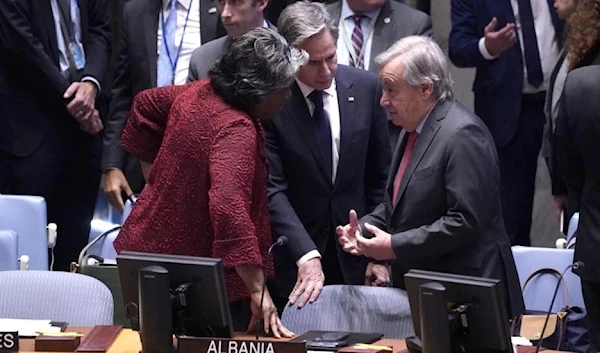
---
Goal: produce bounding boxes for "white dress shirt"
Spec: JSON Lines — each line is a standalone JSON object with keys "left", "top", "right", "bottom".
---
{"left": 294, "top": 78, "right": 342, "bottom": 267}
{"left": 157, "top": 0, "right": 202, "bottom": 85}
{"left": 50, "top": 0, "right": 100, "bottom": 91}
{"left": 336, "top": 0, "right": 381, "bottom": 71}
{"left": 478, "top": 0, "right": 559, "bottom": 93}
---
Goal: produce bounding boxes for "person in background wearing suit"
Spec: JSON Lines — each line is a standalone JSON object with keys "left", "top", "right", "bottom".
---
{"left": 541, "top": 0, "right": 579, "bottom": 228}
{"left": 0, "top": 0, "right": 110, "bottom": 271}
{"left": 555, "top": 65, "right": 600, "bottom": 352}
{"left": 102, "top": 0, "right": 226, "bottom": 213}
{"left": 188, "top": 0, "right": 275, "bottom": 81}
{"left": 266, "top": 1, "right": 391, "bottom": 313}
{"left": 449, "top": 0, "right": 563, "bottom": 247}
{"left": 114, "top": 28, "right": 303, "bottom": 337}
{"left": 337, "top": 36, "right": 525, "bottom": 320}
{"left": 326, "top": 0, "right": 432, "bottom": 148}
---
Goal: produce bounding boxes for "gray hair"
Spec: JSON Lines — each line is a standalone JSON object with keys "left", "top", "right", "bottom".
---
{"left": 277, "top": 1, "right": 338, "bottom": 47}
{"left": 375, "top": 36, "right": 454, "bottom": 101}
{"left": 208, "top": 27, "right": 307, "bottom": 111}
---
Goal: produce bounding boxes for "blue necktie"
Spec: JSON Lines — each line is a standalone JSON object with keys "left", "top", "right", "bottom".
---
{"left": 349, "top": 14, "right": 365, "bottom": 69}
{"left": 157, "top": 0, "right": 177, "bottom": 87}
{"left": 308, "top": 90, "right": 332, "bottom": 180}
{"left": 517, "top": 0, "right": 544, "bottom": 87}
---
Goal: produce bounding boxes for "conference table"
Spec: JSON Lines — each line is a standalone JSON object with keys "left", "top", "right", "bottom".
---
{"left": 19, "top": 327, "right": 564, "bottom": 353}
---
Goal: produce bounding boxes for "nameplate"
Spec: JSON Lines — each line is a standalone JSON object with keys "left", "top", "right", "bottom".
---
{"left": 0, "top": 332, "right": 19, "bottom": 352}
{"left": 178, "top": 336, "right": 306, "bottom": 353}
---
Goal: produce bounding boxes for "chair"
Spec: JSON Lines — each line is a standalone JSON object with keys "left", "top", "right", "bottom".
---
{"left": 0, "top": 230, "right": 18, "bottom": 270}
{"left": 282, "top": 285, "right": 414, "bottom": 339}
{"left": 511, "top": 246, "right": 585, "bottom": 312}
{"left": 0, "top": 195, "right": 49, "bottom": 270}
{"left": 0, "top": 271, "right": 114, "bottom": 326}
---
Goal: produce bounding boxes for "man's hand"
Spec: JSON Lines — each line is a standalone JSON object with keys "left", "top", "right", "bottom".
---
{"left": 345, "top": 223, "right": 395, "bottom": 261}
{"left": 289, "top": 258, "right": 324, "bottom": 308}
{"left": 484, "top": 17, "right": 517, "bottom": 57}
{"left": 64, "top": 81, "right": 98, "bottom": 123}
{"left": 247, "top": 289, "right": 294, "bottom": 338}
{"left": 103, "top": 169, "right": 134, "bottom": 213}
{"left": 552, "top": 195, "right": 568, "bottom": 220}
{"left": 79, "top": 109, "right": 103, "bottom": 135}
{"left": 365, "top": 262, "right": 390, "bottom": 286}
{"left": 336, "top": 209, "right": 362, "bottom": 255}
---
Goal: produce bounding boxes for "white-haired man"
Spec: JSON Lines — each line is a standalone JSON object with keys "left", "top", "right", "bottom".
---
{"left": 337, "top": 36, "right": 525, "bottom": 319}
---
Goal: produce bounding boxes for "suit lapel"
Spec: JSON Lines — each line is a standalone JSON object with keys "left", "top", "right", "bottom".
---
{"left": 393, "top": 100, "right": 452, "bottom": 211}
{"left": 288, "top": 83, "right": 333, "bottom": 185}
{"left": 144, "top": 1, "right": 160, "bottom": 87}
{"left": 334, "top": 69, "right": 355, "bottom": 189}
{"left": 499, "top": 0, "right": 515, "bottom": 24}
{"left": 329, "top": 1, "right": 342, "bottom": 22}
{"left": 41, "top": 0, "right": 60, "bottom": 66}
{"left": 78, "top": 0, "right": 89, "bottom": 43}
{"left": 200, "top": 0, "right": 219, "bottom": 43}
{"left": 370, "top": 0, "right": 393, "bottom": 71}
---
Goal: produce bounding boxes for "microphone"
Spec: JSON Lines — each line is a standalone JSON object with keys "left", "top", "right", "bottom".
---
{"left": 535, "top": 261, "right": 584, "bottom": 353}
{"left": 256, "top": 236, "right": 288, "bottom": 339}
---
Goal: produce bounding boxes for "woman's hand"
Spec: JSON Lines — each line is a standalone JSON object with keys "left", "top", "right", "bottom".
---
{"left": 247, "top": 289, "right": 295, "bottom": 339}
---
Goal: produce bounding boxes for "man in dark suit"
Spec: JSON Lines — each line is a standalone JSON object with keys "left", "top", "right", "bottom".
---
{"left": 326, "top": 0, "right": 431, "bottom": 149}
{"left": 267, "top": 1, "right": 391, "bottom": 311}
{"left": 555, "top": 66, "right": 600, "bottom": 351}
{"left": 187, "top": 0, "right": 274, "bottom": 82}
{"left": 0, "top": 0, "right": 110, "bottom": 270}
{"left": 337, "top": 36, "right": 525, "bottom": 319}
{"left": 449, "top": 0, "right": 563, "bottom": 246}
{"left": 102, "top": 0, "right": 225, "bottom": 212}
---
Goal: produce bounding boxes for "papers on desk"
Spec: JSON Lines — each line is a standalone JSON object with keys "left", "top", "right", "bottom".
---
{"left": 0, "top": 319, "right": 62, "bottom": 337}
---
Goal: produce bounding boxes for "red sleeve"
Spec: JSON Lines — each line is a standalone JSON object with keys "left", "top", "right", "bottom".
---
{"left": 209, "top": 119, "right": 263, "bottom": 269}
{"left": 121, "top": 85, "right": 187, "bottom": 163}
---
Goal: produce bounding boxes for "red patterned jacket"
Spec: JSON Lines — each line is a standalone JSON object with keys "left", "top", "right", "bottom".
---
{"left": 114, "top": 80, "right": 273, "bottom": 302}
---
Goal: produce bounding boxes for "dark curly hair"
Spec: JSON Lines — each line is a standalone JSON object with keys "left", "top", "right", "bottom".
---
{"left": 566, "top": 0, "right": 600, "bottom": 71}
{"left": 207, "top": 27, "right": 306, "bottom": 111}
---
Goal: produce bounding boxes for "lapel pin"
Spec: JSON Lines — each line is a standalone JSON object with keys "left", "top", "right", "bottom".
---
{"left": 348, "top": 97, "right": 355, "bottom": 102}
{"left": 384, "top": 17, "right": 391, "bottom": 24}
{"left": 208, "top": 7, "right": 217, "bottom": 13}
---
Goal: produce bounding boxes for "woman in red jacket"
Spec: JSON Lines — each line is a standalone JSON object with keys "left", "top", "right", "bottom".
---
{"left": 114, "top": 28, "right": 305, "bottom": 338}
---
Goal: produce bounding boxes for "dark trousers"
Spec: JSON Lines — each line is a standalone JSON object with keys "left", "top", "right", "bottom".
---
{"left": 497, "top": 93, "right": 546, "bottom": 246}
{"left": 0, "top": 121, "right": 101, "bottom": 271}
{"left": 582, "top": 279, "right": 600, "bottom": 352}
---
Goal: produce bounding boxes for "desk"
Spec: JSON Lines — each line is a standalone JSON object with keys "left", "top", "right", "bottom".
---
{"left": 19, "top": 329, "right": 407, "bottom": 353}
{"left": 20, "top": 329, "right": 565, "bottom": 353}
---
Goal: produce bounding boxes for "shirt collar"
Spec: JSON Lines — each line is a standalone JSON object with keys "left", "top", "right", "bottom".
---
{"left": 164, "top": 0, "right": 192, "bottom": 11}
{"left": 415, "top": 102, "right": 438, "bottom": 134}
{"left": 295, "top": 78, "right": 337, "bottom": 99}
{"left": 263, "top": 20, "right": 269, "bottom": 28}
{"left": 341, "top": 0, "right": 381, "bottom": 22}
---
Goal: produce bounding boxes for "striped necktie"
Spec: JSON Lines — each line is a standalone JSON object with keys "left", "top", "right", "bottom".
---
{"left": 349, "top": 14, "right": 365, "bottom": 69}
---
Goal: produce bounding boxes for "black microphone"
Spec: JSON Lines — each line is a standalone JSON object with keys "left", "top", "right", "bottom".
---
{"left": 255, "top": 236, "right": 288, "bottom": 339}
{"left": 535, "top": 261, "right": 584, "bottom": 353}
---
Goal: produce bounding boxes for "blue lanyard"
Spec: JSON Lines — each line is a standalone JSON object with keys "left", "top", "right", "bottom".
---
{"left": 160, "top": 1, "right": 193, "bottom": 84}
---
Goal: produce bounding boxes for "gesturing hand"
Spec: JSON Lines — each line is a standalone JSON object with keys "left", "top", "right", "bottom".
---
{"left": 483, "top": 17, "right": 517, "bottom": 57}
{"left": 289, "top": 258, "right": 324, "bottom": 308}
{"left": 336, "top": 209, "right": 362, "bottom": 255}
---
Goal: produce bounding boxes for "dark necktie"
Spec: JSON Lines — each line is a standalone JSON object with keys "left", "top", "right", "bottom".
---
{"left": 308, "top": 90, "right": 333, "bottom": 180}
{"left": 349, "top": 14, "right": 365, "bottom": 69}
{"left": 392, "top": 131, "right": 419, "bottom": 205}
{"left": 517, "top": 0, "right": 544, "bottom": 87}
{"left": 58, "top": 0, "right": 72, "bottom": 28}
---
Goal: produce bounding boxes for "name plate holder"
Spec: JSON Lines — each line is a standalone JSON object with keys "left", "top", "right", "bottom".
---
{"left": 178, "top": 336, "right": 307, "bottom": 353}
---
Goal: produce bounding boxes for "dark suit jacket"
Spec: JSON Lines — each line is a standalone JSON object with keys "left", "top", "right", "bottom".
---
{"left": 265, "top": 65, "right": 391, "bottom": 295}
{"left": 361, "top": 99, "right": 525, "bottom": 318}
{"left": 326, "top": 0, "right": 432, "bottom": 73}
{"left": 101, "top": 0, "right": 225, "bottom": 190}
{"left": 0, "top": 0, "right": 110, "bottom": 157}
{"left": 187, "top": 22, "right": 276, "bottom": 82}
{"left": 555, "top": 66, "right": 600, "bottom": 283}
{"left": 448, "top": 0, "right": 563, "bottom": 147}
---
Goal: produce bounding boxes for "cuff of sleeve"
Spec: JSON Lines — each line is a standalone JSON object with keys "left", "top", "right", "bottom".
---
{"left": 82, "top": 76, "right": 101, "bottom": 95}
{"left": 213, "top": 237, "right": 263, "bottom": 269}
{"left": 296, "top": 250, "right": 321, "bottom": 267}
{"left": 478, "top": 37, "right": 498, "bottom": 60}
